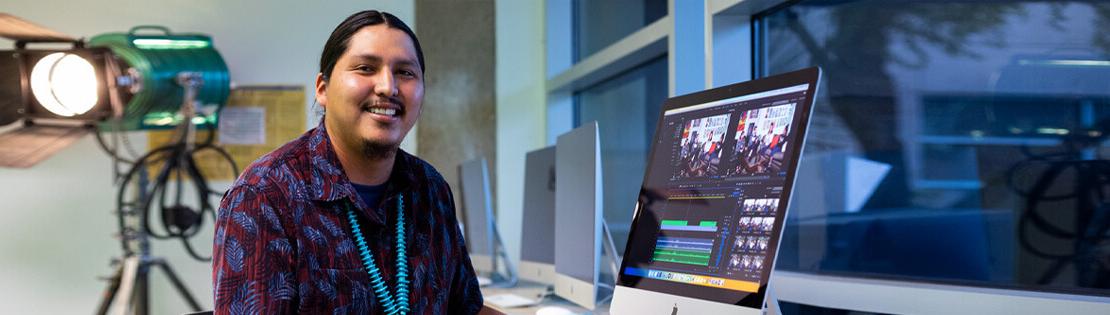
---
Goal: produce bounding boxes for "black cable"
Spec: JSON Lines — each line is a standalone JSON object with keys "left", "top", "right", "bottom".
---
{"left": 1009, "top": 135, "right": 1110, "bottom": 285}
{"left": 94, "top": 124, "right": 135, "bottom": 165}
{"left": 198, "top": 143, "right": 240, "bottom": 179}
{"left": 112, "top": 118, "right": 238, "bottom": 262}
{"left": 115, "top": 144, "right": 177, "bottom": 255}
{"left": 143, "top": 142, "right": 182, "bottom": 240}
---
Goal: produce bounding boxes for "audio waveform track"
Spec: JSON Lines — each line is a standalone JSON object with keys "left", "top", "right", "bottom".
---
{"left": 652, "top": 236, "right": 713, "bottom": 266}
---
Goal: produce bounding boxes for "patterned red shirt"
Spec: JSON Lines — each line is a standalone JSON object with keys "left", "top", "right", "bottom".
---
{"left": 212, "top": 121, "right": 483, "bottom": 314}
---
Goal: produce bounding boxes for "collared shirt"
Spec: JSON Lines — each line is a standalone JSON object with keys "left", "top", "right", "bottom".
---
{"left": 212, "top": 120, "right": 483, "bottom": 314}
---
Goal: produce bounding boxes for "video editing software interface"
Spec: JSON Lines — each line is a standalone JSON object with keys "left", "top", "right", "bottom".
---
{"left": 622, "top": 84, "right": 809, "bottom": 300}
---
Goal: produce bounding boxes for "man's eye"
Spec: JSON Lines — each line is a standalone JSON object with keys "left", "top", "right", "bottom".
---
{"left": 355, "top": 65, "right": 374, "bottom": 72}
{"left": 397, "top": 70, "right": 416, "bottom": 78}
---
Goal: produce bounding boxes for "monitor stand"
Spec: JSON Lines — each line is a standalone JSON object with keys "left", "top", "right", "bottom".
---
{"left": 587, "top": 220, "right": 624, "bottom": 306}
{"left": 484, "top": 219, "right": 519, "bottom": 288}
{"left": 764, "top": 280, "right": 781, "bottom": 315}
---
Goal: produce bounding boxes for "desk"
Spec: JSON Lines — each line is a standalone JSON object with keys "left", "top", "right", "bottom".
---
{"left": 481, "top": 280, "right": 611, "bottom": 315}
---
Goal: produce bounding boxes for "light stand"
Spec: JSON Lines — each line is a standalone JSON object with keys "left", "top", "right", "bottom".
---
{"left": 95, "top": 73, "right": 207, "bottom": 315}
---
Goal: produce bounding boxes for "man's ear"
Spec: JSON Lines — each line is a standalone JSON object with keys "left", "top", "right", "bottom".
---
{"left": 314, "top": 73, "right": 328, "bottom": 108}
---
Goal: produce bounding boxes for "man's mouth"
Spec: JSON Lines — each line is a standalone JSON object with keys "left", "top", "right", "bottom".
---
{"left": 362, "top": 102, "right": 404, "bottom": 118}
{"left": 367, "top": 107, "right": 399, "bottom": 116}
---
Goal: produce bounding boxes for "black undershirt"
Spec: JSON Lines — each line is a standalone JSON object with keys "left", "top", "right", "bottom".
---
{"left": 351, "top": 182, "right": 386, "bottom": 211}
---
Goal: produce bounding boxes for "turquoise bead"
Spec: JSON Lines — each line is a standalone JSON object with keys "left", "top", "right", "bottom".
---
{"left": 346, "top": 195, "right": 409, "bottom": 314}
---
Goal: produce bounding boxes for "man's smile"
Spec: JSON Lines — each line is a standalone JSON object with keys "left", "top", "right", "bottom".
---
{"left": 361, "top": 100, "right": 405, "bottom": 123}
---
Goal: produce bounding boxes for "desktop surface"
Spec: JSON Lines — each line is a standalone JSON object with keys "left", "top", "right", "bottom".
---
{"left": 481, "top": 280, "right": 611, "bottom": 315}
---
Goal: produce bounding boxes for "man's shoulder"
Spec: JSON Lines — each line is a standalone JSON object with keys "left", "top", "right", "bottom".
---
{"left": 398, "top": 150, "right": 449, "bottom": 188}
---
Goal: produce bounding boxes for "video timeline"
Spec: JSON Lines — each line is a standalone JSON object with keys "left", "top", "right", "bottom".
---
{"left": 652, "top": 236, "right": 715, "bottom": 267}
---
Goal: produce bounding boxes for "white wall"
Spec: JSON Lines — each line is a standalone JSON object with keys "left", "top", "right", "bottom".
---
{"left": 0, "top": 1, "right": 413, "bottom": 313}
{"left": 494, "top": 0, "right": 547, "bottom": 265}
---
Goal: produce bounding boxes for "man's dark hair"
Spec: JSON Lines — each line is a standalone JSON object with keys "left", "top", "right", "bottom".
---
{"left": 319, "top": 10, "right": 425, "bottom": 80}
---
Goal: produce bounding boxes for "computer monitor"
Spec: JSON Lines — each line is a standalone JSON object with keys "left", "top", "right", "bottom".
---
{"left": 519, "top": 146, "right": 557, "bottom": 284}
{"left": 612, "top": 67, "right": 821, "bottom": 314}
{"left": 458, "top": 157, "right": 516, "bottom": 286}
{"left": 553, "top": 122, "right": 607, "bottom": 309}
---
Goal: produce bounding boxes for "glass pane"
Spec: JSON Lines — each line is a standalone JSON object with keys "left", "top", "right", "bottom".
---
{"left": 574, "top": 0, "right": 667, "bottom": 61}
{"left": 576, "top": 56, "right": 668, "bottom": 254}
{"left": 759, "top": 0, "right": 1110, "bottom": 296}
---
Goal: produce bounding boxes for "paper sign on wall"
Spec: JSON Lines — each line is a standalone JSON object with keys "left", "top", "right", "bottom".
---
{"left": 148, "top": 85, "right": 306, "bottom": 180}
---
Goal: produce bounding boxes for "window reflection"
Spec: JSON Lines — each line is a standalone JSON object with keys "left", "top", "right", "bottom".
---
{"left": 760, "top": 1, "right": 1110, "bottom": 295}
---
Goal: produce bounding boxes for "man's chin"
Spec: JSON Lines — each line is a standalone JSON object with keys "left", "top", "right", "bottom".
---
{"left": 359, "top": 138, "right": 400, "bottom": 160}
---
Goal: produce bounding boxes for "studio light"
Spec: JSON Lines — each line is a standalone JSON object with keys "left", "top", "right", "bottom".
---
{"left": 30, "top": 52, "right": 100, "bottom": 117}
{"left": 2, "top": 13, "right": 239, "bottom": 315}
{"left": 0, "top": 13, "right": 230, "bottom": 167}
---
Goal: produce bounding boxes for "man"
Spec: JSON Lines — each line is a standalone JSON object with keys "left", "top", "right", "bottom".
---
{"left": 213, "top": 10, "right": 488, "bottom": 314}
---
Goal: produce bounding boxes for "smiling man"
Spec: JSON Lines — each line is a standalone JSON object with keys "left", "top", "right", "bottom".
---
{"left": 212, "top": 10, "right": 485, "bottom": 314}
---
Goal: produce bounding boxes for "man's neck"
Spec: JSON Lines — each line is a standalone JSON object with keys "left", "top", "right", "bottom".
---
{"left": 339, "top": 152, "right": 394, "bottom": 186}
{"left": 326, "top": 131, "right": 395, "bottom": 186}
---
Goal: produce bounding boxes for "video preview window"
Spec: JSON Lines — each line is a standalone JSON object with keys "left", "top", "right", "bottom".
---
{"left": 727, "top": 104, "right": 796, "bottom": 176}
{"left": 676, "top": 113, "right": 732, "bottom": 179}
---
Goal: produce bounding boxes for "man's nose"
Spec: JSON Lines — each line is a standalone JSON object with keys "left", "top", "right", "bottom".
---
{"left": 374, "top": 70, "right": 398, "bottom": 97}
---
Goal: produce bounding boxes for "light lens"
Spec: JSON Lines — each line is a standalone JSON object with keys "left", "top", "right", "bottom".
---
{"left": 30, "top": 52, "right": 99, "bottom": 117}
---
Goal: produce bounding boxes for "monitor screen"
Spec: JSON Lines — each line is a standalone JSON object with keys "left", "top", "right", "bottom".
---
{"left": 618, "top": 67, "right": 820, "bottom": 309}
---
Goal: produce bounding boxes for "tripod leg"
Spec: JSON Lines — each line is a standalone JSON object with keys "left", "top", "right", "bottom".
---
{"left": 102, "top": 256, "right": 142, "bottom": 315}
{"left": 135, "top": 263, "right": 149, "bottom": 315}
{"left": 96, "top": 262, "right": 125, "bottom": 315}
{"left": 150, "top": 259, "right": 203, "bottom": 311}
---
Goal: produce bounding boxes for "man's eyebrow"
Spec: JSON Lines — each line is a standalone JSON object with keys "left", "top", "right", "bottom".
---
{"left": 349, "top": 54, "right": 383, "bottom": 63}
{"left": 350, "top": 54, "right": 419, "bottom": 69}
{"left": 394, "top": 59, "right": 420, "bottom": 69}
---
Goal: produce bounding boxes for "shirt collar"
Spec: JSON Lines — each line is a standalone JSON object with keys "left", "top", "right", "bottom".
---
{"left": 307, "top": 118, "right": 418, "bottom": 209}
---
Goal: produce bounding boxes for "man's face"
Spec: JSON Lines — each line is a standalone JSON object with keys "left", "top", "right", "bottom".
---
{"left": 316, "top": 24, "right": 423, "bottom": 158}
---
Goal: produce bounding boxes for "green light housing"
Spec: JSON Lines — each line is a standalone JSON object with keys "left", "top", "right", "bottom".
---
{"left": 89, "top": 25, "right": 230, "bottom": 130}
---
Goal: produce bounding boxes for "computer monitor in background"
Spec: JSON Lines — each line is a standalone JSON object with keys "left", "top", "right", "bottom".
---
{"left": 458, "top": 157, "right": 516, "bottom": 287}
{"left": 519, "top": 146, "right": 557, "bottom": 285}
{"left": 612, "top": 67, "right": 821, "bottom": 314}
{"left": 554, "top": 122, "right": 609, "bottom": 310}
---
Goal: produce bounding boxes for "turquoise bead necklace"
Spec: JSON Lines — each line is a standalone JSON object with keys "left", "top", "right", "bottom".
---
{"left": 345, "top": 195, "right": 410, "bottom": 314}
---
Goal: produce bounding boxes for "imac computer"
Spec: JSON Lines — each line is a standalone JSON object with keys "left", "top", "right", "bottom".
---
{"left": 611, "top": 67, "right": 821, "bottom": 314}
{"left": 554, "top": 122, "right": 615, "bottom": 310}
{"left": 458, "top": 157, "right": 517, "bottom": 287}
{"left": 519, "top": 146, "right": 558, "bottom": 284}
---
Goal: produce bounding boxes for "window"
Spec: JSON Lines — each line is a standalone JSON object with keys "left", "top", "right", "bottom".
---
{"left": 757, "top": 0, "right": 1110, "bottom": 296}
{"left": 573, "top": 0, "right": 667, "bottom": 61}
{"left": 575, "top": 56, "right": 668, "bottom": 252}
